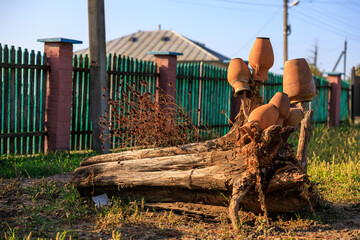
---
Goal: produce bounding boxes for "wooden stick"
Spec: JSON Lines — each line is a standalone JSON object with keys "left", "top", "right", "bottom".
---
{"left": 296, "top": 102, "right": 314, "bottom": 173}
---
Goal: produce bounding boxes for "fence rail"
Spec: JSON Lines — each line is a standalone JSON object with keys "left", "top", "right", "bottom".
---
{"left": 0, "top": 45, "right": 351, "bottom": 154}
{"left": 0, "top": 44, "right": 48, "bottom": 155}
{"left": 71, "top": 54, "right": 158, "bottom": 151}
{"left": 177, "top": 62, "right": 231, "bottom": 136}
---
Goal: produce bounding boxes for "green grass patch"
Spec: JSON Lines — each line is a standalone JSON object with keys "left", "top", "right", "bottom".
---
{"left": 289, "top": 122, "right": 360, "bottom": 204}
{"left": 0, "top": 151, "right": 97, "bottom": 179}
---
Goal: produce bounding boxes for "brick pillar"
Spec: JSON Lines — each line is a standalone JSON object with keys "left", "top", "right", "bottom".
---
{"left": 148, "top": 51, "right": 183, "bottom": 102}
{"left": 38, "top": 38, "right": 82, "bottom": 152}
{"left": 327, "top": 72, "right": 342, "bottom": 127}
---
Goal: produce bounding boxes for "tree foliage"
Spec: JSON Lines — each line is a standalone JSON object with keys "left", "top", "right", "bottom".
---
{"left": 355, "top": 64, "right": 360, "bottom": 76}
{"left": 309, "top": 63, "right": 323, "bottom": 78}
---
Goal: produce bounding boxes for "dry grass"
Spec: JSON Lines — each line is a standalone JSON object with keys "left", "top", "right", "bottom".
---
{"left": 99, "top": 81, "right": 217, "bottom": 150}
{"left": 1, "top": 123, "right": 360, "bottom": 239}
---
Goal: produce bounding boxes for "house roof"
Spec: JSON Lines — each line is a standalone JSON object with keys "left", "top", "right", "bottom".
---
{"left": 75, "top": 30, "right": 230, "bottom": 62}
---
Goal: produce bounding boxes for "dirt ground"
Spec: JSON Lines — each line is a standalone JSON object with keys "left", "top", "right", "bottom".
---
{"left": 1, "top": 174, "right": 360, "bottom": 239}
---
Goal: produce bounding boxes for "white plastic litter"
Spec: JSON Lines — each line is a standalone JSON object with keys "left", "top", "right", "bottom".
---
{"left": 92, "top": 193, "right": 111, "bottom": 207}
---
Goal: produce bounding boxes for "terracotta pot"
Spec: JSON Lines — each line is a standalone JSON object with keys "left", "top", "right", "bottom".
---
{"left": 227, "top": 58, "right": 251, "bottom": 97}
{"left": 284, "top": 108, "right": 304, "bottom": 127}
{"left": 269, "top": 92, "right": 290, "bottom": 119}
{"left": 240, "top": 103, "right": 279, "bottom": 136}
{"left": 283, "top": 58, "right": 316, "bottom": 103}
{"left": 249, "top": 37, "right": 274, "bottom": 81}
{"left": 239, "top": 122, "right": 252, "bottom": 137}
{"left": 275, "top": 118, "right": 284, "bottom": 127}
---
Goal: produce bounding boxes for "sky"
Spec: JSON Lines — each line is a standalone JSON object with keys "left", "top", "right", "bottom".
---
{"left": 1, "top": 0, "right": 360, "bottom": 78}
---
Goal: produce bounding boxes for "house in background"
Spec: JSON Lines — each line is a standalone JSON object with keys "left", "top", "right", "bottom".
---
{"left": 75, "top": 28, "right": 230, "bottom": 67}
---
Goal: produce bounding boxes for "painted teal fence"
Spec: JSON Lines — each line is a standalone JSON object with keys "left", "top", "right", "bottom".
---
{"left": 176, "top": 62, "right": 231, "bottom": 137}
{"left": 312, "top": 76, "right": 331, "bottom": 123}
{"left": 262, "top": 72, "right": 283, "bottom": 103}
{"left": 262, "top": 74, "right": 331, "bottom": 123}
{"left": 71, "top": 54, "right": 157, "bottom": 150}
{"left": 340, "top": 80, "right": 350, "bottom": 122}
{"left": 0, "top": 45, "right": 48, "bottom": 155}
{"left": 0, "top": 46, "right": 351, "bottom": 154}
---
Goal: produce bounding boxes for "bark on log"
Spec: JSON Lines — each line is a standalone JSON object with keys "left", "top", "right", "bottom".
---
{"left": 72, "top": 79, "right": 319, "bottom": 232}
{"left": 296, "top": 102, "right": 314, "bottom": 173}
{"left": 72, "top": 126, "right": 319, "bottom": 215}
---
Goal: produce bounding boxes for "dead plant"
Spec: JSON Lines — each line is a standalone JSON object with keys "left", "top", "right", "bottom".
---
{"left": 99, "top": 80, "right": 216, "bottom": 149}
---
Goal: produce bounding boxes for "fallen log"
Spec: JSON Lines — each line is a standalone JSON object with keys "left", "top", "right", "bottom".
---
{"left": 72, "top": 80, "right": 320, "bottom": 232}
{"left": 72, "top": 126, "right": 319, "bottom": 215}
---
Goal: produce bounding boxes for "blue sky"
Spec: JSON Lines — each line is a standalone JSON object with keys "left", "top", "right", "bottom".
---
{"left": 1, "top": 0, "right": 359, "bottom": 77}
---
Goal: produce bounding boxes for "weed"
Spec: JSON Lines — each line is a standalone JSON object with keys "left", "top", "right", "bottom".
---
{"left": 100, "top": 81, "right": 218, "bottom": 149}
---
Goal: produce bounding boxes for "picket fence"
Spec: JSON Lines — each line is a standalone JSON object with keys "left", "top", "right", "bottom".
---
{"left": 0, "top": 45, "right": 350, "bottom": 154}
{"left": 0, "top": 45, "right": 48, "bottom": 155}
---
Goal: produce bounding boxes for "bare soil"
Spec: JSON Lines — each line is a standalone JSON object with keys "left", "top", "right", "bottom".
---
{"left": 1, "top": 174, "right": 360, "bottom": 239}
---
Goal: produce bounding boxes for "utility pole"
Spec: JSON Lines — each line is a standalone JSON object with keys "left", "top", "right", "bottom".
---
{"left": 283, "top": 0, "right": 288, "bottom": 66}
{"left": 88, "top": 0, "right": 110, "bottom": 153}
{"left": 344, "top": 40, "right": 347, "bottom": 80}
{"left": 283, "top": 0, "right": 299, "bottom": 67}
{"left": 314, "top": 42, "right": 318, "bottom": 68}
{"left": 332, "top": 40, "right": 347, "bottom": 79}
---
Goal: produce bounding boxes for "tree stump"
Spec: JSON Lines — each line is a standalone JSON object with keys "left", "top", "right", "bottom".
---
{"left": 72, "top": 80, "right": 320, "bottom": 231}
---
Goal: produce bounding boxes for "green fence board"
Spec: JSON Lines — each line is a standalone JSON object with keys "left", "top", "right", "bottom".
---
{"left": 0, "top": 46, "right": 351, "bottom": 154}
{"left": 71, "top": 54, "right": 158, "bottom": 150}
{"left": 0, "top": 45, "right": 48, "bottom": 155}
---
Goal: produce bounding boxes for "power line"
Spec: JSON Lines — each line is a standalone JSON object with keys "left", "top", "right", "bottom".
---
{"left": 232, "top": 6, "right": 282, "bottom": 56}
{"left": 213, "top": 0, "right": 281, "bottom": 7}
{"left": 302, "top": 4, "right": 360, "bottom": 32}
{"left": 291, "top": 11, "right": 360, "bottom": 41}
{"left": 292, "top": 9, "right": 360, "bottom": 40}
{"left": 167, "top": 0, "right": 275, "bottom": 12}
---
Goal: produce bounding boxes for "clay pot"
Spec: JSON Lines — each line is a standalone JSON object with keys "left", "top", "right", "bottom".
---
{"left": 283, "top": 58, "right": 316, "bottom": 103}
{"left": 284, "top": 108, "right": 304, "bottom": 128}
{"left": 275, "top": 118, "right": 284, "bottom": 127}
{"left": 269, "top": 92, "right": 291, "bottom": 119}
{"left": 249, "top": 37, "right": 274, "bottom": 81}
{"left": 227, "top": 58, "right": 251, "bottom": 97}
{"left": 240, "top": 103, "right": 279, "bottom": 136}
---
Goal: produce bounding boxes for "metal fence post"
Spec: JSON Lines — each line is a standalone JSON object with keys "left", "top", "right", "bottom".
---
{"left": 38, "top": 38, "right": 82, "bottom": 153}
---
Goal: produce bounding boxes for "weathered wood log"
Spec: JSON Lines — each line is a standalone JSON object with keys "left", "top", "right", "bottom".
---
{"left": 296, "top": 102, "right": 314, "bottom": 173}
{"left": 72, "top": 79, "right": 319, "bottom": 232}
{"left": 72, "top": 126, "right": 319, "bottom": 216}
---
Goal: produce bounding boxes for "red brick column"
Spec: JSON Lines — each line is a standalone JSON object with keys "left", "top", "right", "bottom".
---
{"left": 148, "top": 51, "right": 182, "bottom": 102}
{"left": 38, "top": 38, "right": 82, "bottom": 152}
{"left": 327, "top": 72, "right": 342, "bottom": 127}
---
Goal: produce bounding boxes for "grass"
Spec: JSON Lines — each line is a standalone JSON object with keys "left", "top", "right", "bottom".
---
{"left": 289, "top": 122, "right": 360, "bottom": 204}
{"left": 1, "top": 122, "right": 360, "bottom": 239}
{"left": 0, "top": 151, "right": 97, "bottom": 179}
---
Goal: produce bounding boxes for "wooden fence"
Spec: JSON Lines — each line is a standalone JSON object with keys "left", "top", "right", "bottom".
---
{"left": 176, "top": 62, "right": 231, "bottom": 136}
{"left": 71, "top": 54, "right": 158, "bottom": 150}
{"left": 0, "top": 45, "right": 351, "bottom": 154}
{"left": 0, "top": 45, "right": 48, "bottom": 155}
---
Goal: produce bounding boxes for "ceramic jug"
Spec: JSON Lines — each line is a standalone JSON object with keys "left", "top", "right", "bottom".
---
{"left": 269, "top": 92, "right": 291, "bottom": 120}
{"left": 227, "top": 58, "right": 251, "bottom": 97}
{"left": 249, "top": 37, "right": 274, "bottom": 81}
{"left": 283, "top": 58, "right": 316, "bottom": 103}
{"left": 284, "top": 108, "right": 304, "bottom": 128}
{"left": 275, "top": 117, "right": 284, "bottom": 127}
{"left": 240, "top": 103, "right": 279, "bottom": 136}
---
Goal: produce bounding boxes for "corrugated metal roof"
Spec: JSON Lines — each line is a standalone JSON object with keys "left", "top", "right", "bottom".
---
{"left": 75, "top": 30, "right": 230, "bottom": 62}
